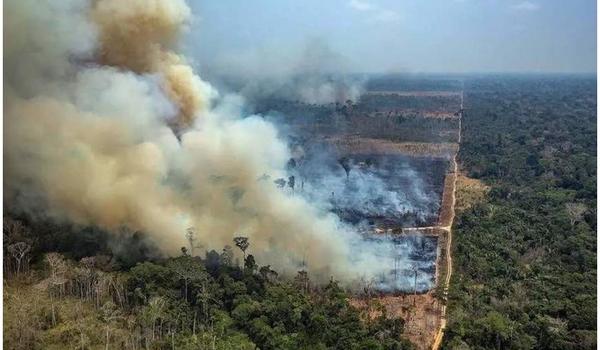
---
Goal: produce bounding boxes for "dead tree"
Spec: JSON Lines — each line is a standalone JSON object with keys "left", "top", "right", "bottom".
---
{"left": 411, "top": 264, "right": 419, "bottom": 305}
{"left": 7, "top": 242, "right": 31, "bottom": 277}
{"left": 294, "top": 270, "right": 310, "bottom": 293}
{"left": 338, "top": 157, "right": 352, "bottom": 179}
{"left": 274, "top": 178, "right": 286, "bottom": 189}
{"left": 45, "top": 253, "right": 69, "bottom": 325}
{"left": 100, "top": 301, "right": 122, "bottom": 350}
{"left": 3, "top": 219, "right": 31, "bottom": 276}
{"left": 565, "top": 202, "right": 587, "bottom": 228}
{"left": 185, "top": 227, "right": 203, "bottom": 256}
{"left": 233, "top": 236, "right": 250, "bottom": 261}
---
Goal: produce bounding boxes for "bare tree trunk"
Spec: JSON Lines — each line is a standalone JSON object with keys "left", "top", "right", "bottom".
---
{"left": 50, "top": 293, "right": 56, "bottom": 326}
{"left": 184, "top": 280, "right": 188, "bottom": 302}
{"left": 105, "top": 328, "right": 110, "bottom": 350}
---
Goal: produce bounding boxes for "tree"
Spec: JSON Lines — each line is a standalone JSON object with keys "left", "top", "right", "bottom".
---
{"left": 141, "top": 296, "right": 166, "bottom": 342}
{"left": 294, "top": 270, "right": 310, "bottom": 293}
{"left": 7, "top": 242, "right": 31, "bottom": 277}
{"left": 244, "top": 254, "right": 257, "bottom": 272}
{"left": 338, "top": 157, "right": 352, "bottom": 179}
{"left": 45, "top": 253, "right": 69, "bottom": 290}
{"left": 274, "top": 178, "right": 286, "bottom": 189}
{"left": 221, "top": 245, "right": 234, "bottom": 267}
{"left": 259, "top": 265, "right": 278, "bottom": 282}
{"left": 167, "top": 256, "right": 208, "bottom": 302}
{"left": 565, "top": 202, "right": 587, "bottom": 228}
{"left": 288, "top": 176, "right": 295, "bottom": 192}
{"left": 185, "top": 227, "right": 201, "bottom": 256}
{"left": 100, "top": 301, "right": 122, "bottom": 350}
{"left": 3, "top": 218, "right": 30, "bottom": 243}
{"left": 233, "top": 236, "right": 250, "bottom": 261}
{"left": 286, "top": 158, "right": 297, "bottom": 170}
{"left": 4, "top": 219, "right": 32, "bottom": 277}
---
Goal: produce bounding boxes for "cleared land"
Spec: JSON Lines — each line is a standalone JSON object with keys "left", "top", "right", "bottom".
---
{"left": 258, "top": 81, "right": 463, "bottom": 349}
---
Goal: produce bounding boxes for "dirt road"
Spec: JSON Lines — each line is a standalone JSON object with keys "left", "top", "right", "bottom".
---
{"left": 430, "top": 90, "right": 463, "bottom": 350}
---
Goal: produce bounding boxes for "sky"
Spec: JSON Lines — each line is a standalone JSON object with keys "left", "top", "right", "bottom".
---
{"left": 186, "top": 0, "right": 597, "bottom": 74}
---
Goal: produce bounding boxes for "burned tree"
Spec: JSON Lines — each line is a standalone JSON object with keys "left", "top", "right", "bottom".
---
{"left": 286, "top": 158, "right": 297, "bottom": 171}
{"left": 294, "top": 270, "right": 310, "bottom": 293}
{"left": 185, "top": 227, "right": 202, "bottom": 256}
{"left": 338, "top": 157, "right": 351, "bottom": 179}
{"left": 274, "top": 178, "right": 286, "bottom": 189}
{"left": 233, "top": 236, "right": 250, "bottom": 261}
{"left": 411, "top": 263, "right": 419, "bottom": 303}
{"left": 4, "top": 219, "right": 32, "bottom": 277}
{"left": 565, "top": 202, "right": 587, "bottom": 228}
{"left": 7, "top": 242, "right": 31, "bottom": 277}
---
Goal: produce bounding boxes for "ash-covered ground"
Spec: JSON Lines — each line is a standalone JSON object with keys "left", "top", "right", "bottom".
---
{"left": 356, "top": 234, "right": 438, "bottom": 293}
{"left": 292, "top": 147, "right": 448, "bottom": 229}
{"left": 283, "top": 146, "right": 445, "bottom": 292}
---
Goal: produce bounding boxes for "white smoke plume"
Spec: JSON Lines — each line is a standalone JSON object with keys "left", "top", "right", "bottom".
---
{"left": 200, "top": 39, "right": 365, "bottom": 105}
{"left": 4, "top": 0, "right": 434, "bottom": 289}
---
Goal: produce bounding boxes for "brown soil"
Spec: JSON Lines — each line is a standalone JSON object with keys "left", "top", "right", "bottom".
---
{"left": 455, "top": 172, "right": 490, "bottom": 213}
{"left": 351, "top": 293, "right": 443, "bottom": 350}
{"left": 437, "top": 171, "right": 457, "bottom": 227}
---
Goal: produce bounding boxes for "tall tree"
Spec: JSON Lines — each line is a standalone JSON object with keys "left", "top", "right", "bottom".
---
{"left": 233, "top": 236, "right": 250, "bottom": 261}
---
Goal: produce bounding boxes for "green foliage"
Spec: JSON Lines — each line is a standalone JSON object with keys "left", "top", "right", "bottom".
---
{"left": 5, "top": 241, "right": 413, "bottom": 349}
{"left": 443, "top": 76, "right": 596, "bottom": 350}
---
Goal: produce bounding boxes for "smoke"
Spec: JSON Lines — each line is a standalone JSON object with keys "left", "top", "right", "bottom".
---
{"left": 4, "top": 0, "right": 434, "bottom": 290}
{"left": 201, "top": 39, "right": 365, "bottom": 105}
{"left": 292, "top": 147, "right": 441, "bottom": 228}
{"left": 92, "top": 0, "right": 213, "bottom": 129}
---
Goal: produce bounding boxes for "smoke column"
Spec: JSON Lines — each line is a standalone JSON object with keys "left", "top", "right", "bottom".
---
{"left": 4, "top": 0, "right": 435, "bottom": 289}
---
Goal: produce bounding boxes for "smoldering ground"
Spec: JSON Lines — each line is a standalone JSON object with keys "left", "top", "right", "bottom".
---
{"left": 4, "top": 0, "right": 437, "bottom": 291}
{"left": 281, "top": 143, "right": 442, "bottom": 228}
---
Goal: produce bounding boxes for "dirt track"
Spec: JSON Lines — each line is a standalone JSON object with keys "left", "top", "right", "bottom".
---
{"left": 430, "top": 90, "right": 463, "bottom": 350}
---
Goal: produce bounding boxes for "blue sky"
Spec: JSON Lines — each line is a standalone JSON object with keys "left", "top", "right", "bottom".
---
{"left": 186, "top": 0, "right": 596, "bottom": 74}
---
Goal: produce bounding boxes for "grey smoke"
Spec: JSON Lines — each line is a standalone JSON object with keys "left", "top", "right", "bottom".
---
{"left": 199, "top": 39, "right": 365, "bottom": 105}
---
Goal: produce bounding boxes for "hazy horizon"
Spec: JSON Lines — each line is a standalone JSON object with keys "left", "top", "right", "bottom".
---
{"left": 186, "top": 0, "right": 597, "bottom": 75}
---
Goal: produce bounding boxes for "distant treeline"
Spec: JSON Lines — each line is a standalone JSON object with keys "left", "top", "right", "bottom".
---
{"left": 365, "top": 75, "right": 463, "bottom": 92}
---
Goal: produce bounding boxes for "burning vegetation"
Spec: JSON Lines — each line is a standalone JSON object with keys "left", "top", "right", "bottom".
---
{"left": 4, "top": 0, "right": 459, "bottom": 295}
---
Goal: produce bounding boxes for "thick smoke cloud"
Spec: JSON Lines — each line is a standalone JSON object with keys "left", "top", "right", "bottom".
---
{"left": 4, "top": 0, "right": 434, "bottom": 290}
{"left": 200, "top": 39, "right": 365, "bottom": 105}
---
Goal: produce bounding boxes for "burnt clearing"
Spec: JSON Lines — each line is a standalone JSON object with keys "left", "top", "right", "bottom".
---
{"left": 355, "top": 234, "right": 438, "bottom": 293}
{"left": 295, "top": 150, "right": 449, "bottom": 228}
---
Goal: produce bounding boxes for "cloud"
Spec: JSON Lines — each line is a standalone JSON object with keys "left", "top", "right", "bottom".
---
{"left": 349, "top": 0, "right": 373, "bottom": 11}
{"left": 348, "top": 0, "right": 401, "bottom": 23}
{"left": 512, "top": 1, "right": 540, "bottom": 11}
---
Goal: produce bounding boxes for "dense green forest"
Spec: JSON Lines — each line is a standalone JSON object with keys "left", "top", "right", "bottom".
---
{"left": 443, "top": 76, "right": 597, "bottom": 349}
{"left": 3, "top": 220, "right": 414, "bottom": 350}
{"left": 365, "top": 75, "right": 463, "bottom": 92}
